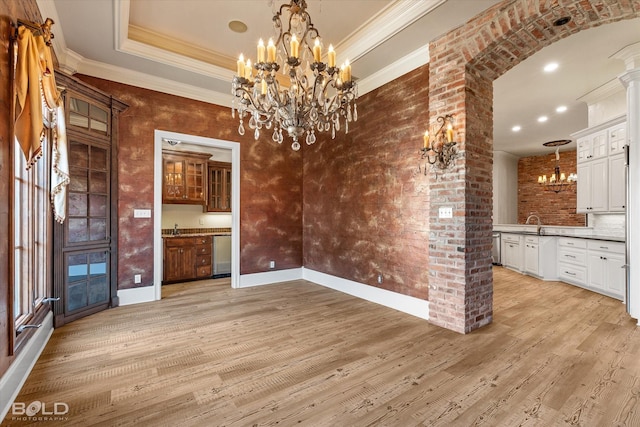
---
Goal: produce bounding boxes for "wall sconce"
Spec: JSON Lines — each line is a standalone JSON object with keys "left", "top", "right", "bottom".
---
{"left": 419, "top": 114, "right": 458, "bottom": 173}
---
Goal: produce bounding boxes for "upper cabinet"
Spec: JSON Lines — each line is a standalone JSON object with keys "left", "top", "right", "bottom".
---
{"left": 572, "top": 116, "right": 627, "bottom": 214}
{"left": 162, "top": 150, "right": 210, "bottom": 205}
{"left": 206, "top": 161, "right": 232, "bottom": 212}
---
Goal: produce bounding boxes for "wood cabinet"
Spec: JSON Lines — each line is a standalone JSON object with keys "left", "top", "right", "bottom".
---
{"left": 163, "top": 236, "right": 213, "bottom": 283}
{"left": 206, "top": 161, "right": 232, "bottom": 212}
{"left": 162, "top": 150, "right": 210, "bottom": 204}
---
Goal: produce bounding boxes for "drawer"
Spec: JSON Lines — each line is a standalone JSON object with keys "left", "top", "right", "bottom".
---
{"left": 558, "top": 263, "right": 587, "bottom": 285}
{"left": 197, "top": 265, "right": 212, "bottom": 278}
{"left": 558, "top": 237, "right": 587, "bottom": 249}
{"left": 558, "top": 247, "right": 587, "bottom": 266}
{"left": 197, "top": 254, "right": 211, "bottom": 267}
{"left": 524, "top": 236, "right": 539, "bottom": 244}
{"left": 502, "top": 234, "right": 521, "bottom": 244}
{"left": 196, "top": 245, "right": 211, "bottom": 255}
{"left": 587, "top": 240, "right": 625, "bottom": 254}
{"left": 195, "top": 236, "right": 212, "bottom": 245}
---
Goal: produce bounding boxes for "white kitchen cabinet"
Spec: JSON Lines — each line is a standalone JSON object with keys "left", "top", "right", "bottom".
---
{"left": 573, "top": 116, "right": 626, "bottom": 214}
{"left": 502, "top": 233, "right": 522, "bottom": 273}
{"left": 609, "top": 153, "right": 626, "bottom": 212}
{"left": 587, "top": 241, "right": 625, "bottom": 300}
{"left": 576, "top": 158, "right": 608, "bottom": 213}
{"left": 557, "top": 237, "right": 588, "bottom": 287}
{"left": 524, "top": 236, "right": 539, "bottom": 276}
{"left": 609, "top": 123, "right": 627, "bottom": 156}
{"left": 577, "top": 130, "right": 607, "bottom": 162}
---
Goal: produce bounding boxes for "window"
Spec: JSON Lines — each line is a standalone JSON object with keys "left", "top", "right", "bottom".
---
{"left": 13, "top": 105, "right": 53, "bottom": 338}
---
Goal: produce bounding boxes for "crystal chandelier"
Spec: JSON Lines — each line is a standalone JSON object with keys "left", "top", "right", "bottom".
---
{"left": 537, "top": 141, "right": 577, "bottom": 193}
{"left": 231, "top": 0, "right": 358, "bottom": 151}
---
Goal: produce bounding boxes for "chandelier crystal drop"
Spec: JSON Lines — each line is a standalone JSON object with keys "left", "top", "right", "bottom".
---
{"left": 231, "top": 0, "right": 358, "bottom": 151}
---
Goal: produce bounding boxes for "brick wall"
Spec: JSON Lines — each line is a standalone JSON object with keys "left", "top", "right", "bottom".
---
{"left": 427, "top": 0, "right": 639, "bottom": 333}
{"left": 518, "top": 150, "right": 585, "bottom": 226}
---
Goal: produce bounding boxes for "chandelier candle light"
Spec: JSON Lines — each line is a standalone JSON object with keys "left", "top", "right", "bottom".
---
{"left": 420, "top": 114, "right": 458, "bottom": 171}
{"left": 231, "top": 0, "right": 358, "bottom": 151}
{"left": 537, "top": 140, "right": 577, "bottom": 193}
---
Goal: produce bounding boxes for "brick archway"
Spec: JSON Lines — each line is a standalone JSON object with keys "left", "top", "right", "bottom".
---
{"left": 427, "top": 0, "right": 640, "bottom": 333}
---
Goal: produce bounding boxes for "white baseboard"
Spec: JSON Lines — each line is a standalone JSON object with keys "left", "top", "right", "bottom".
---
{"left": 238, "top": 268, "right": 303, "bottom": 288}
{"left": 302, "top": 268, "right": 430, "bottom": 320}
{"left": 117, "top": 286, "right": 157, "bottom": 306}
{"left": 0, "top": 312, "right": 53, "bottom": 420}
{"left": 237, "top": 267, "right": 429, "bottom": 320}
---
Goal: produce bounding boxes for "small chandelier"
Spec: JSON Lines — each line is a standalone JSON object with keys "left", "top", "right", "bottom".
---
{"left": 537, "top": 140, "right": 577, "bottom": 193}
{"left": 420, "top": 114, "right": 458, "bottom": 172}
{"left": 231, "top": 0, "right": 358, "bottom": 151}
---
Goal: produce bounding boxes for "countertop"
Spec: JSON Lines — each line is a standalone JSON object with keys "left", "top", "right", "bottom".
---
{"left": 162, "top": 232, "right": 231, "bottom": 238}
{"left": 493, "top": 224, "right": 624, "bottom": 243}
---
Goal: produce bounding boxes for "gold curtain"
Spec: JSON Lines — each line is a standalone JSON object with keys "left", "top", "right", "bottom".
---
{"left": 14, "top": 23, "right": 69, "bottom": 223}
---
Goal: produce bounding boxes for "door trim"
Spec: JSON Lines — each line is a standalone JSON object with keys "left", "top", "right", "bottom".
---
{"left": 152, "top": 130, "right": 240, "bottom": 301}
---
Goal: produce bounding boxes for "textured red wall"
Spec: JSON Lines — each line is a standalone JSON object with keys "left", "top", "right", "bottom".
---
{"left": 75, "top": 77, "right": 303, "bottom": 287}
{"left": 302, "top": 65, "right": 431, "bottom": 300}
{"left": 518, "top": 150, "right": 585, "bottom": 226}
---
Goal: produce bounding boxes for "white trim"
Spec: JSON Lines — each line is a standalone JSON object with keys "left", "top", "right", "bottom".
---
{"left": 337, "top": 0, "right": 444, "bottom": 63}
{"left": 77, "top": 58, "right": 233, "bottom": 108}
{"left": 238, "top": 268, "right": 303, "bottom": 288}
{"left": 358, "top": 44, "right": 430, "bottom": 96}
{"left": 153, "top": 131, "right": 241, "bottom": 299}
{"left": 302, "top": 268, "right": 430, "bottom": 320}
{"left": 117, "top": 286, "right": 156, "bottom": 306}
{"left": 0, "top": 312, "right": 53, "bottom": 420}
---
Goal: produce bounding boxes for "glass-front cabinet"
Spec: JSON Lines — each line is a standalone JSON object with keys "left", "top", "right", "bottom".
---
{"left": 162, "top": 150, "right": 210, "bottom": 205}
{"left": 207, "top": 161, "right": 232, "bottom": 212}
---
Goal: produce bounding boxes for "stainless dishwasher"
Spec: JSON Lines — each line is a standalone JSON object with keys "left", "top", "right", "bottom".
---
{"left": 492, "top": 232, "right": 501, "bottom": 265}
{"left": 213, "top": 235, "right": 231, "bottom": 277}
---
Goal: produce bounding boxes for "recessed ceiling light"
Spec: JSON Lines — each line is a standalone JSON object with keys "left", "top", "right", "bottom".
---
{"left": 512, "top": 125, "right": 521, "bottom": 132}
{"left": 556, "top": 105, "right": 567, "bottom": 113}
{"left": 543, "top": 62, "right": 559, "bottom": 73}
{"left": 228, "top": 20, "right": 248, "bottom": 33}
{"left": 538, "top": 116, "right": 548, "bottom": 123}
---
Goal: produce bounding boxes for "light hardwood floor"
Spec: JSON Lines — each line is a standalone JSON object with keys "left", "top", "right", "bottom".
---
{"left": 4, "top": 267, "right": 640, "bottom": 426}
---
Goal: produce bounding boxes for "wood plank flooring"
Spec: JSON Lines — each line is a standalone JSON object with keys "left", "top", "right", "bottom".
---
{"left": 4, "top": 267, "right": 640, "bottom": 426}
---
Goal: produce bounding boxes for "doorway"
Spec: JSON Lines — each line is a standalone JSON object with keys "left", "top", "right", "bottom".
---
{"left": 153, "top": 130, "right": 240, "bottom": 300}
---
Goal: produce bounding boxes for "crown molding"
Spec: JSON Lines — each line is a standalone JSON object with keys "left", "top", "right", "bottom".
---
{"left": 577, "top": 78, "right": 624, "bottom": 105}
{"left": 77, "top": 58, "right": 233, "bottom": 107}
{"left": 336, "top": 0, "right": 445, "bottom": 63}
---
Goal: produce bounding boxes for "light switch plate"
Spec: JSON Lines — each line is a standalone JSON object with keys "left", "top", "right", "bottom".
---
{"left": 134, "top": 209, "right": 151, "bottom": 218}
{"left": 439, "top": 207, "right": 453, "bottom": 219}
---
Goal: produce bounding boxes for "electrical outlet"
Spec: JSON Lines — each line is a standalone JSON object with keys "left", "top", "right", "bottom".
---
{"left": 199, "top": 218, "right": 205, "bottom": 225}
{"left": 439, "top": 207, "right": 453, "bottom": 219}
{"left": 377, "top": 274, "right": 383, "bottom": 284}
{"left": 134, "top": 274, "right": 141, "bottom": 284}
{"left": 269, "top": 260, "right": 275, "bottom": 269}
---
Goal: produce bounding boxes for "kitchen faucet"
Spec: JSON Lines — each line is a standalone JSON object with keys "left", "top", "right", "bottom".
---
{"left": 525, "top": 214, "right": 542, "bottom": 234}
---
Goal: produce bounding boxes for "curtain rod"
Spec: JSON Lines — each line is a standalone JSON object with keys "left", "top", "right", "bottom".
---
{"left": 16, "top": 18, "right": 55, "bottom": 45}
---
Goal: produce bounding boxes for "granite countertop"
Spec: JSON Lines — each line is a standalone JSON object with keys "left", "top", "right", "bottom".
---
{"left": 493, "top": 224, "right": 624, "bottom": 242}
{"left": 162, "top": 232, "right": 231, "bottom": 238}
